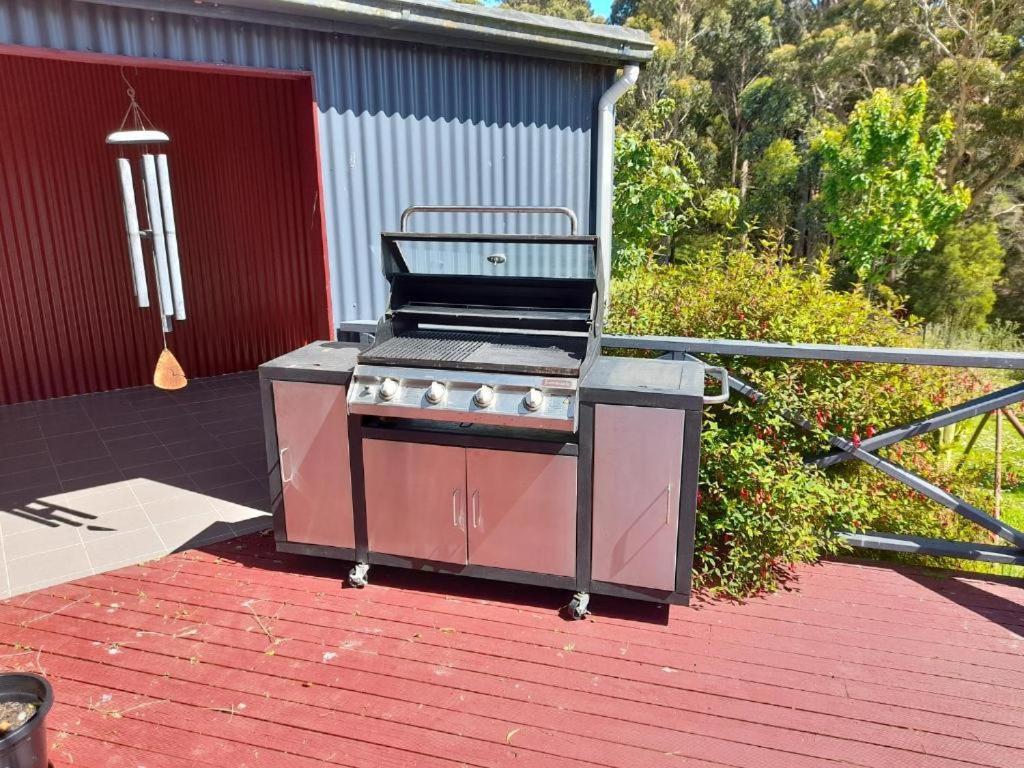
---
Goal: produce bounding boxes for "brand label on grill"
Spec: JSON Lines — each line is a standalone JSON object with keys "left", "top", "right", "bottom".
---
{"left": 541, "top": 378, "right": 575, "bottom": 389}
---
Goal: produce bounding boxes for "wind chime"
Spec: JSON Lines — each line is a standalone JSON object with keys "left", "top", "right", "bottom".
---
{"left": 107, "top": 73, "right": 188, "bottom": 390}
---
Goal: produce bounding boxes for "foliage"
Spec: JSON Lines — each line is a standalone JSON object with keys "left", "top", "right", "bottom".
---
{"left": 815, "top": 80, "right": 970, "bottom": 286}
{"left": 607, "top": 242, "right": 985, "bottom": 595}
{"left": 603, "top": 0, "right": 1024, "bottom": 338}
{"left": 906, "top": 222, "right": 1005, "bottom": 331}
{"left": 498, "top": 0, "right": 600, "bottom": 22}
{"left": 612, "top": 99, "right": 738, "bottom": 271}
{"left": 744, "top": 138, "right": 800, "bottom": 231}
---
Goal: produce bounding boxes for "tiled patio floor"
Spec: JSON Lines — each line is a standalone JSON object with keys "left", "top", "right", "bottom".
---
{"left": 0, "top": 372, "right": 270, "bottom": 598}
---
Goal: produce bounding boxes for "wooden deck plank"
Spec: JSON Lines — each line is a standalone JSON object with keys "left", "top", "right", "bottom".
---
{"left": 155, "top": 550, "right": 1024, "bottom": 684}
{"left": 9, "top": 588, "right": 1021, "bottom": 768}
{"left": 1, "top": 533, "right": 1022, "bottom": 768}
{"left": 2, "top": 593, "right": 864, "bottom": 765}
{"left": 11, "top": 578, "right": 1023, "bottom": 768}
{"left": 195, "top": 537, "right": 1024, "bottom": 657}
{"left": 174, "top": 544, "right": 1024, "bottom": 685}
{"left": 128, "top": 549, "right": 1024, "bottom": 702}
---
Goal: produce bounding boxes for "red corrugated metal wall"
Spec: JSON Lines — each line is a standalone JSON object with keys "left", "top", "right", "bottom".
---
{"left": 0, "top": 53, "right": 330, "bottom": 404}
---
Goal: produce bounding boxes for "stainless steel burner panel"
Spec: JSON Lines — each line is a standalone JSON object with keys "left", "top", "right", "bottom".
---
{"left": 346, "top": 365, "right": 578, "bottom": 432}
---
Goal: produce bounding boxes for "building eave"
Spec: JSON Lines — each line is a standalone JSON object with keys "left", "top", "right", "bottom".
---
{"left": 79, "top": 0, "right": 655, "bottom": 65}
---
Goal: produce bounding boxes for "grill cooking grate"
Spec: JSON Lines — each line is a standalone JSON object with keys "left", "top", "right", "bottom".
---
{"left": 371, "top": 331, "right": 493, "bottom": 363}
{"left": 361, "top": 329, "right": 586, "bottom": 376}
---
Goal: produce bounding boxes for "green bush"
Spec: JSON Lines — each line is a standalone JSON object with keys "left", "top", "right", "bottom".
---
{"left": 905, "top": 222, "right": 1006, "bottom": 332}
{"left": 607, "top": 240, "right": 988, "bottom": 596}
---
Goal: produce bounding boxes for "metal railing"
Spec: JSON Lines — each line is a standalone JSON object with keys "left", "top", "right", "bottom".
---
{"left": 338, "top": 321, "right": 1024, "bottom": 566}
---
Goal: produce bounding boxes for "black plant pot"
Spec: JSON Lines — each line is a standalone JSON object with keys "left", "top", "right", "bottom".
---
{"left": 0, "top": 673, "right": 52, "bottom": 768}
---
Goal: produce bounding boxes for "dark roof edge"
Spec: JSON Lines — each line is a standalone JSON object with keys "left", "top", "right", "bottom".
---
{"left": 85, "top": 0, "right": 655, "bottom": 65}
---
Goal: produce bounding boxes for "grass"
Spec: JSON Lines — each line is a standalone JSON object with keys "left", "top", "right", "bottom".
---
{"left": 945, "top": 406, "right": 1024, "bottom": 578}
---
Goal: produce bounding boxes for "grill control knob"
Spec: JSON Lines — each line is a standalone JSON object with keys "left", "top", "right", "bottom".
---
{"left": 523, "top": 388, "right": 544, "bottom": 412}
{"left": 378, "top": 377, "right": 400, "bottom": 401}
{"left": 473, "top": 385, "right": 495, "bottom": 408}
{"left": 425, "top": 381, "right": 446, "bottom": 404}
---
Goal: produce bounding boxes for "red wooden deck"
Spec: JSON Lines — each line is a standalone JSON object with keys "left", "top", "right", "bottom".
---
{"left": 2, "top": 534, "right": 1023, "bottom": 768}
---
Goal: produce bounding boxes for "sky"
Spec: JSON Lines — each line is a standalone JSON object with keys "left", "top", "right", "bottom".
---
{"left": 483, "top": 1, "right": 615, "bottom": 22}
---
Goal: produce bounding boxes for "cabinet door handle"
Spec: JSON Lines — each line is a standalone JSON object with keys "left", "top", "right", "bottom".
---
{"left": 665, "top": 483, "right": 672, "bottom": 526}
{"left": 452, "top": 488, "right": 462, "bottom": 528}
{"left": 471, "top": 490, "right": 480, "bottom": 528}
{"left": 280, "top": 446, "right": 293, "bottom": 484}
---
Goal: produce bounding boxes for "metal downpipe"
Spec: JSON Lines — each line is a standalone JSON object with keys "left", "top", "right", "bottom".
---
{"left": 596, "top": 63, "right": 640, "bottom": 309}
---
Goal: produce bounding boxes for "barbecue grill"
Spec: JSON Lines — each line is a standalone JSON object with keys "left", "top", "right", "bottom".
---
{"left": 260, "top": 206, "right": 728, "bottom": 617}
{"left": 347, "top": 206, "right": 600, "bottom": 433}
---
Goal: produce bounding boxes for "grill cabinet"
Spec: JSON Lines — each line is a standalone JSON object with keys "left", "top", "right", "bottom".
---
{"left": 259, "top": 211, "right": 719, "bottom": 614}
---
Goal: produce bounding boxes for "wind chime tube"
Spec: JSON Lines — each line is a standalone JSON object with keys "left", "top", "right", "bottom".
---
{"left": 141, "top": 153, "right": 174, "bottom": 322}
{"left": 155, "top": 154, "right": 186, "bottom": 320}
{"left": 115, "top": 157, "right": 149, "bottom": 308}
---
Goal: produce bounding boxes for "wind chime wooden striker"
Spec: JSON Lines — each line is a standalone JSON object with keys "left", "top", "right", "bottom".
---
{"left": 107, "top": 72, "right": 188, "bottom": 390}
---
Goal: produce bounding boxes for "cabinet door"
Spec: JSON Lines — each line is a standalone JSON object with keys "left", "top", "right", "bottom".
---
{"left": 363, "top": 440, "right": 468, "bottom": 564}
{"left": 466, "top": 449, "right": 577, "bottom": 577}
{"left": 591, "top": 405, "right": 684, "bottom": 591}
{"left": 272, "top": 381, "right": 354, "bottom": 548}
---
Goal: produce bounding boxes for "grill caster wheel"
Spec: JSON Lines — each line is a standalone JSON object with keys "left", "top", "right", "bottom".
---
{"left": 348, "top": 562, "right": 369, "bottom": 588}
{"left": 566, "top": 592, "right": 589, "bottom": 620}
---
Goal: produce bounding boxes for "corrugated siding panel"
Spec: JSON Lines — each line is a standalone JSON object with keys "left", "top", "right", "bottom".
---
{"left": 0, "top": 53, "right": 328, "bottom": 404}
{"left": 0, "top": 0, "right": 612, "bottom": 323}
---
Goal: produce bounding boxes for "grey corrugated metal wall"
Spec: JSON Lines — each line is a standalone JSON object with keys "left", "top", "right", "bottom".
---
{"left": 0, "top": 0, "right": 612, "bottom": 324}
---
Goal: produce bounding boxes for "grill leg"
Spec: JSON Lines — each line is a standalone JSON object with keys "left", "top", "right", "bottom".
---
{"left": 565, "top": 591, "right": 590, "bottom": 620}
{"left": 348, "top": 562, "right": 370, "bottom": 588}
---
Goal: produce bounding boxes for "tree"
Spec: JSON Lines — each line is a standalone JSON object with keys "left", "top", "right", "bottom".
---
{"left": 914, "top": 0, "right": 1024, "bottom": 211}
{"left": 499, "top": 0, "right": 600, "bottom": 22}
{"left": 612, "top": 100, "right": 704, "bottom": 272}
{"left": 905, "top": 222, "right": 1005, "bottom": 331}
{"left": 744, "top": 138, "right": 800, "bottom": 232}
{"left": 815, "top": 80, "right": 970, "bottom": 287}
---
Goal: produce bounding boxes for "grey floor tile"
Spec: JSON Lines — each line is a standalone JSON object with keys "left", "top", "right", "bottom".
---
{"left": 0, "top": 436, "right": 47, "bottom": 461}
{"left": 104, "top": 432, "right": 164, "bottom": 455}
{"left": 0, "top": 401, "right": 37, "bottom": 421}
{"left": 154, "top": 514, "right": 236, "bottom": 552}
{"left": 0, "top": 496, "right": 77, "bottom": 534}
{"left": 215, "top": 428, "right": 264, "bottom": 449}
{"left": 77, "top": 505, "right": 151, "bottom": 542}
{"left": 60, "top": 481, "right": 141, "bottom": 516}
{"left": 60, "top": 470, "right": 127, "bottom": 493}
{"left": 208, "top": 477, "right": 269, "bottom": 508}
{"left": 127, "top": 476, "right": 199, "bottom": 505}
{"left": 37, "top": 412, "right": 95, "bottom": 437}
{"left": 175, "top": 449, "right": 241, "bottom": 475}
{"left": 46, "top": 431, "right": 107, "bottom": 464}
{"left": 87, "top": 409, "right": 147, "bottom": 429}
{"left": 113, "top": 445, "right": 173, "bottom": 470}
{"left": 3, "top": 521, "right": 83, "bottom": 559}
{"left": 212, "top": 498, "right": 271, "bottom": 524}
{"left": 1, "top": 465, "right": 60, "bottom": 493}
{"left": 165, "top": 436, "right": 224, "bottom": 459}
{"left": 152, "top": 425, "right": 210, "bottom": 447}
{"left": 2, "top": 371, "right": 262, "bottom": 596}
{"left": 56, "top": 456, "right": 120, "bottom": 482}
{"left": 142, "top": 493, "right": 217, "bottom": 524}
{"left": 122, "top": 458, "right": 189, "bottom": 484}
{"left": 0, "top": 421, "right": 43, "bottom": 444}
{"left": 7, "top": 542, "right": 93, "bottom": 594}
{"left": 97, "top": 422, "right": 154, "bottom": 442}
{"left": 189, "top": 464, "right": 253, "bottom": 492}
{"left": 0, "top": 452, "right": 53, "bottom": 478}
{"left": 85, "top": 527, "right": 164, "bottom": 570}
